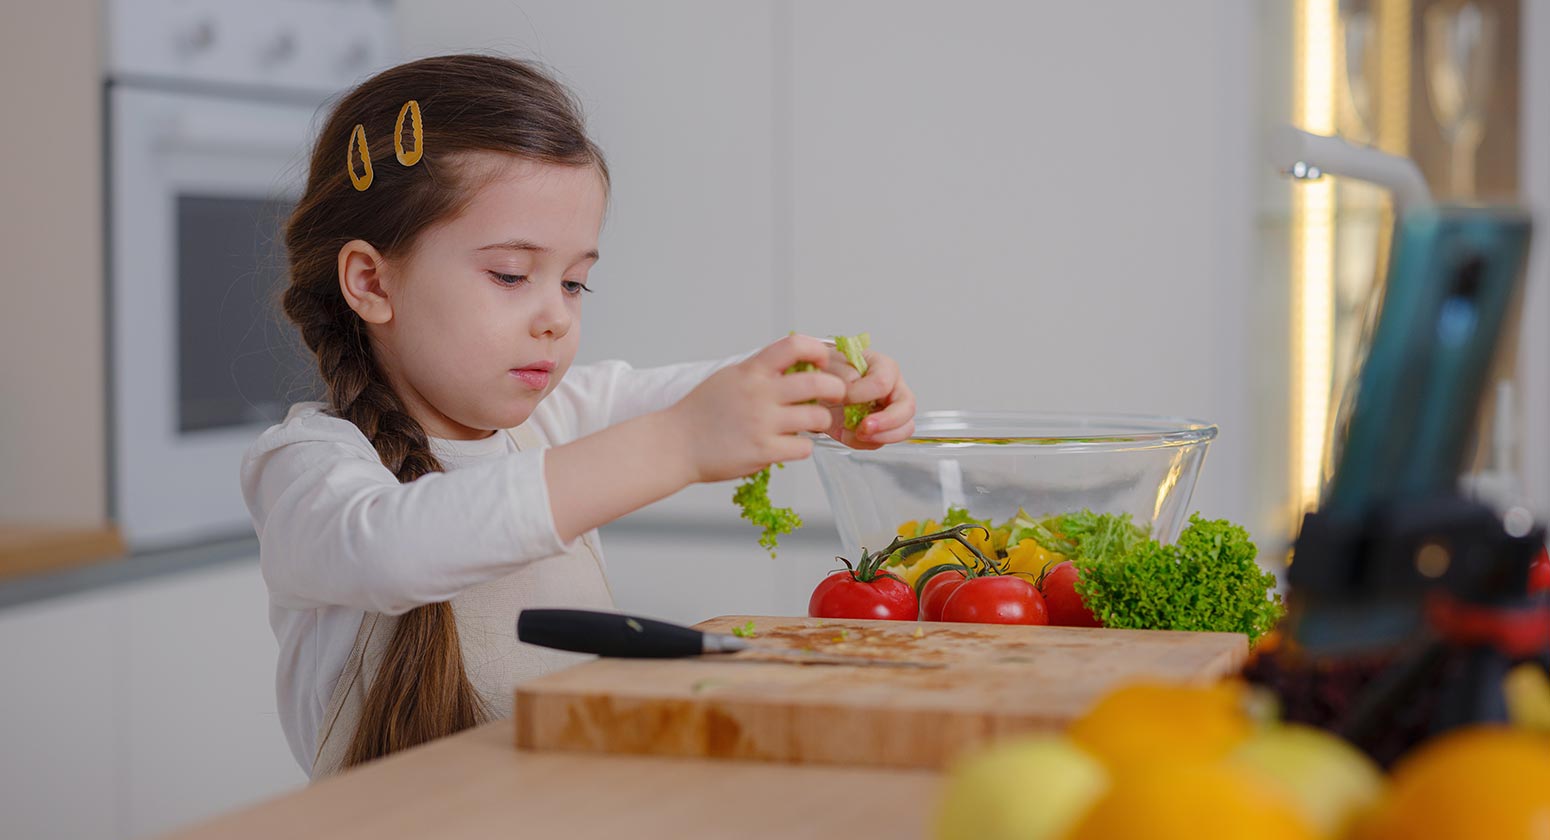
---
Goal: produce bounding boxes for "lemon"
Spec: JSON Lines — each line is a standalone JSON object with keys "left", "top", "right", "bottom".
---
{"left": 1356, "top": 725, "right": 1550, "bottom": 840}
{"left": 1230, "top": 724, "right": 1384, "bottom": 838}
{"left": 1065, "top": 759, "right": 1316, "bottom": 840}
{"left": 1503, "top": 662, "right": 1550, "bottom": 734}
{"left": 933, "top": 735, "right": 1106, "bottom": 840}
{"left": 1067, "top": 680, "right": 1254, "bottom": 771}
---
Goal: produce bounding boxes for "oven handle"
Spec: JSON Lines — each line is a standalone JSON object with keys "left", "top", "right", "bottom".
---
{"left": 154, "top": 114, "right": 312, "bottom": 158}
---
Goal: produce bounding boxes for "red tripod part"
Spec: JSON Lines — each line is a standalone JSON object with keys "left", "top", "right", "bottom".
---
{"left": 1426, "top": 591, "right": 1550, "bottom": 658}
{"left": 1528, "top": 546, "right": 1550, "bottom": 595}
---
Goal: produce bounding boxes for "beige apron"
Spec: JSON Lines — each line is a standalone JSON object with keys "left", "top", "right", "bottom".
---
{"left": 311, "top": 423, "right": 614, "bottom": 778}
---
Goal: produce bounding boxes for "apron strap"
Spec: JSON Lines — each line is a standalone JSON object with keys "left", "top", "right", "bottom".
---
{"left": 311, "top": 612, "right": 386, "bottom": 777}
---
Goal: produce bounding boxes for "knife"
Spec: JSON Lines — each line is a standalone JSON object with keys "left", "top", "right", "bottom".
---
{"left": 515, "top": 608, "right": 943, "bottom": 669}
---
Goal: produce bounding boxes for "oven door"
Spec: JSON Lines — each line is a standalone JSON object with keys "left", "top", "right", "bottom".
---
{"left": 110, "top": 86, "right": 320, "bottom": 549}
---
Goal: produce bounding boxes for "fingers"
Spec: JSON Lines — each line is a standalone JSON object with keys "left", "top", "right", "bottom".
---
{"left": 775, "top": 371, "right": 847, "bottom": 405}
{"left": 859, "top": 417, "right": 915, "bottom": 446}
{"left": 821, "top": 351, "right": 863, "bottom": 384}
{"left": 856, "top": 381, "right": 916, "bottom": 441}
{"left": 752, "top": 338, "right": 915, "bottom": 456}
{"left": 844, "top": 351, "right": 897, "bottom": 404}
{"left": 779, "top": 403, "right": 834, "bottom": 435}
{"left": 768, "top": 434, "right": 815, "bottom": 463}
{"left": 755, "top": 334, "right": 834, "bottom": 373}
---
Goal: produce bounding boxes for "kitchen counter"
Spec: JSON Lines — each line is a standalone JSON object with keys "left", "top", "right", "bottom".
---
{"left": 0, "top": 532, "right": 258, "bottom": 611}
{"left": 160, "top": 720, "right": 942, "bottom": 839}
{"left": 0, "top": 524, "right": 124, "bottom": 582}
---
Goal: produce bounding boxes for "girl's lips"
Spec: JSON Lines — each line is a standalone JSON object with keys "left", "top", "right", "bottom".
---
{"left": 510, "top": 369, "right": 550, "bottom": 389}
{"left": 510, "top": 363, "right": 554, "bottom": 390}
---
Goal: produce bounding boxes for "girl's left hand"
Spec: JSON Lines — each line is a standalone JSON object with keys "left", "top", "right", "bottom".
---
{"left": 823, "top": 347, "right": 915, "bottom": 450}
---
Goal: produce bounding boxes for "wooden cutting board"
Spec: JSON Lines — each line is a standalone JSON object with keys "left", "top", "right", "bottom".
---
{"left": 514, "top": 615, "right": 1248, "bottom": 770}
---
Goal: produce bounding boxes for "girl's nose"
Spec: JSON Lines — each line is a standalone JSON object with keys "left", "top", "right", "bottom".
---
{"left": 530, "top": 281, "right": 573, "bottom": 339}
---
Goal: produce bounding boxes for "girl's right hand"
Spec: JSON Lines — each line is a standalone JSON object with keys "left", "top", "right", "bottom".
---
{"left": 667, "top": 334, "right": 848, "bottom": 483}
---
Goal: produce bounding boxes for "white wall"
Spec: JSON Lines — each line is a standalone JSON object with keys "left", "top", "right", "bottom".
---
{"left": 398, "top": 0, "right": 1277, "bottom": 545}
{"left": 1519, "top": 0, "right": 1550, "bottom": 520}
{"left": 784, "top": 1, "right": 1266, "bottom": 530}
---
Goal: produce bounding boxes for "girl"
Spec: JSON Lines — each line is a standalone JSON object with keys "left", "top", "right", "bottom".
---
{"left": 240, "top": 54, "right": 915, "bottom": 778}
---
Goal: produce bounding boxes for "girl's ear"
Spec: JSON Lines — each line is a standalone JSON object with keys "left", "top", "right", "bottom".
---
{"left": 338, "top": 239, "right": 393, "bottom": 325}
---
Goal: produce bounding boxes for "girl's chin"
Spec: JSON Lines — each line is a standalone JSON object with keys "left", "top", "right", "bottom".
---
{"left": 487, "top": 398, "right": 540, "bottom": 429}
{"left": 472, "top": 374, "right": 555, "bottom": 429}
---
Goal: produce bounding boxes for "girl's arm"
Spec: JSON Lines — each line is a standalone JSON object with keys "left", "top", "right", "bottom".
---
{"left": 554, "top": 344, "right": 916, "bottom": 449}
{"left": 545, "top": 352, "right": 750, "bottom": 437}
{"left": 545, "top": 336, "right": 843, "bottom": 542}
{"left": 544, "top": 339, "right": 918, "bottom": 541}
{"left": 244, "top": 432, "right": 579, "bottom": 615}
{"left": 244, "top": 336, "right": 846, "bottom": 612}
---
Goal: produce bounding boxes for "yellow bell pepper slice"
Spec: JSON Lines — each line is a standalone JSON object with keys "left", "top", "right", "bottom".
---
{"left": 895, "top": 543, "right": 962, "bottom": 590}
{"left": 1004, "top": 539, "right": 1066, "bottom": 577}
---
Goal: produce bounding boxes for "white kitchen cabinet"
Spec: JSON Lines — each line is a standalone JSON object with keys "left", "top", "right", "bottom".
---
{"left": 0, "top": 589, "right": 122, "bottom": 840}
{"left": 119, "top": 561, "right": 305, "bottom": 838}
{"left": 0, "top": 560, "right": 306, "bottom": 840}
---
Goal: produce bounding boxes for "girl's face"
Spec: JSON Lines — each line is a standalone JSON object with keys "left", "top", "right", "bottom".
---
{"left": 357, "top": 154, "right": 607, "bottom": 439}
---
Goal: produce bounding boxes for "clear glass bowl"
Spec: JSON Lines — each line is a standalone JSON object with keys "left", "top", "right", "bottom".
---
{"left": 811, "top": 411, "right": 1219, "bottom": 557}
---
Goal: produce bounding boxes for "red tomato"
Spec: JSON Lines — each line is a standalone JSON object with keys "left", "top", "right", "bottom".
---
{"left": 1529, "top": 546, "right": 1550, "bottom": 595}
{"left": 1040, "top": 561, "right": 1101, "bottom": 627}
{"left": 809, "top": 569, "right": 918, "bottom": 621}
{"left": 919, "top": 568, "right": 968, "bottom": 622}
{"left": 940, "top": 576, "right": 1048, "bottom": 625}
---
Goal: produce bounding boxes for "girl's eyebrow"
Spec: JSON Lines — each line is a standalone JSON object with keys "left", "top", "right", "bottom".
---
{"left": 477, "top": 238, "right": 600, "bottom": 261}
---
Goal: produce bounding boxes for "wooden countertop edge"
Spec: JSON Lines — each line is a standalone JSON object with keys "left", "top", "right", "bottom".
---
{"left": 0, "top": 524, "right": 126, "bottom": 582}
{"left": 158, "top": 720, "right": 941, "bottom": 840}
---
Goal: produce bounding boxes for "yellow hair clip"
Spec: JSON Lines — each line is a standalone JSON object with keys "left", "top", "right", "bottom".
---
{"left": 348, "top": 101, "right": 424, "bottom": 190}
{"left": 394, "top": 100, "right": 424, "bottom": 167}
{"left": 347, "top": 123, "right": 373, "bottom": 191}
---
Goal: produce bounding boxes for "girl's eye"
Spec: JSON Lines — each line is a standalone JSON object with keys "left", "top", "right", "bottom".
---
{"left": 489, "top": 271, "right": 528, "bottom": 287}
{"left": 562, "top": 280, "right": 594, "bottom": 296}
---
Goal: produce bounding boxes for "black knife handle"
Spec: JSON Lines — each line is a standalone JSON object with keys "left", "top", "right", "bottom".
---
{"left": 516, "top": 609, "right": 707, "bottom": 658}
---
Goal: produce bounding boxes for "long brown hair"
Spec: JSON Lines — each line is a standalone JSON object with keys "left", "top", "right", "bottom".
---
{"left": 281, "top": 54, "right": 607, "bottom": 767}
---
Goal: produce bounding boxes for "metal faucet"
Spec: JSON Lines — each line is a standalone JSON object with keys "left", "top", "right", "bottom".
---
{"left": 1270, "top": 125, "right": 1433, "bottom": 212}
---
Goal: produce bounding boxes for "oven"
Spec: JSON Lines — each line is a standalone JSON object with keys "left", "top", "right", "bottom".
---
{"left": 105, "top": 0, "right": 397, "bottom": 549}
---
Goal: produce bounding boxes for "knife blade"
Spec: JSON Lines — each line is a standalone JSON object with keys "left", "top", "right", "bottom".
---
{"left": 515, "top": 609, "right": 943, "bottom": 669}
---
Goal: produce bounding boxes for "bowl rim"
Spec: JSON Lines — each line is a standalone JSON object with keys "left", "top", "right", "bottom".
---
{"left": 813, "top": 409, "right": 1219, "bottom": 453}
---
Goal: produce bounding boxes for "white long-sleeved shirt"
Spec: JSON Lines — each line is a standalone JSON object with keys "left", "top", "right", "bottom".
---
{"left": 240, "top": 356, "right": 735, "bottom": 769}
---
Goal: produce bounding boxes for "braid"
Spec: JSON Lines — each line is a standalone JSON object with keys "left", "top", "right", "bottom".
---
{"left": 283, "top": 283, "right": 488, "bottom": 767}
{"left": 329, "top": 325, "right": 438, "bottom": 479}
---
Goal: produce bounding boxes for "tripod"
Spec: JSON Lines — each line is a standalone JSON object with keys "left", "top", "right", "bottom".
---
{"left": 1284, "top": 495, "right": 1549, "bottom": 763}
